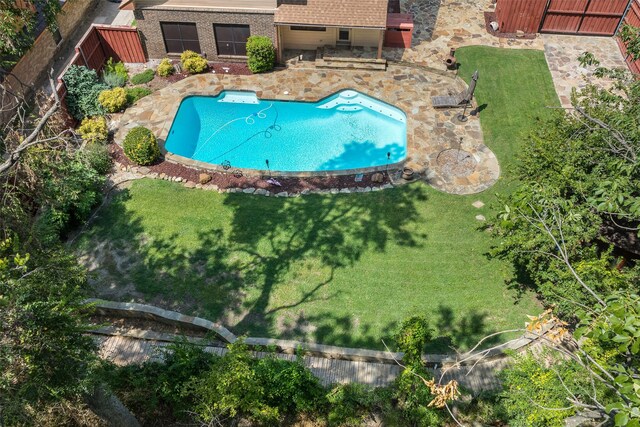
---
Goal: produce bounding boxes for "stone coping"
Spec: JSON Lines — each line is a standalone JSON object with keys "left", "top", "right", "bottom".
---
{"left": 87, "top": 299, "right": 541, "bottom": 366}
{"left": 115, "top": 65, "right": 500, "bottom": 195}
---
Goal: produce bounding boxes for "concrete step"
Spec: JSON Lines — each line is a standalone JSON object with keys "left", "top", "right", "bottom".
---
{"left": 315, "top": 59, "right": 387, "bottom": 71}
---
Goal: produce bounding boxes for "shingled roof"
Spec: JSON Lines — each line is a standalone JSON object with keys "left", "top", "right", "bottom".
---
{"left": 275, "top": 0, "right": 388, "bottom": 29}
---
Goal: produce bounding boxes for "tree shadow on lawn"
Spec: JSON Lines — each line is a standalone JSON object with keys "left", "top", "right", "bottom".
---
{"left": 80, "top": 181, "right": 435, "bottom": 348}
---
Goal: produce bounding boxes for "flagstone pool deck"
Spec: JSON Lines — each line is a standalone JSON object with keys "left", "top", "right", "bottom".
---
{"left": 116, "top": 65, "right": 499, "bottom": 195}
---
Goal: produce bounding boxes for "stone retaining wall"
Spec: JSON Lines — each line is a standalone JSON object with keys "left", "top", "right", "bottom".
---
{"left": 88, "top": 299, "right": 544, "bottom": 366}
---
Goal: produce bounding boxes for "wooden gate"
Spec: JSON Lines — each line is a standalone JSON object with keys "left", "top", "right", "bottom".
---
{"left": 540, "top": 0, "right": 631, "bottom": 35}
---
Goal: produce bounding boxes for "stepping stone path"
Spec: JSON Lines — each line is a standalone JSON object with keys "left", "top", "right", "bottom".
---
{"left": 472, "top": 200, "right": 485, "bottom": 209}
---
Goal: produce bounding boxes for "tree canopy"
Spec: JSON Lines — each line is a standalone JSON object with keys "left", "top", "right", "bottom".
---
{"left": 0, "top": 0, "right": 61, "bottom": 69}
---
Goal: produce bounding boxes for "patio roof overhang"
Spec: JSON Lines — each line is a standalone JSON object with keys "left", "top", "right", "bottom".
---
{"left": 274, "top": 0, "right": 388, "bottom": 30}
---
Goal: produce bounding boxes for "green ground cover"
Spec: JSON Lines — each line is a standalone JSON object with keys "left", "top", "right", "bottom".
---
{"left": 76, "top": 46, "right": 559, "bottom": 352}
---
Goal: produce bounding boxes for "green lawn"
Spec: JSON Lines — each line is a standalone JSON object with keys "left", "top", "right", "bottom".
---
{"left": 77, "top": 47, "right": 559, "bottom": 352}
{"left": 456, "top": 46, "right": 560, "bottom": 191}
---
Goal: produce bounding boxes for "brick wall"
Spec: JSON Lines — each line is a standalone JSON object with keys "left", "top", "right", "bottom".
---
{"left": 135, "top": 7, "right": 276, "bottom": 62}
{"left": 1, "top": 0, "right": 99, "bottom": 124}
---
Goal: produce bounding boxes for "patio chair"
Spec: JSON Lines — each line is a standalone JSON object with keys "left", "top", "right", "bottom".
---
{"left": 431, "top": 70, "right": 479, "bottom": 108}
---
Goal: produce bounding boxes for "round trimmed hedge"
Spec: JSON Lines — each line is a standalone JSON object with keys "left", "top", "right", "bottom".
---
{"left": 123, "top": 126, "right": 160, "bottom": 166}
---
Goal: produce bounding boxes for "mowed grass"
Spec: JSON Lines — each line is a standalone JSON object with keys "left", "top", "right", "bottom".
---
{"left": 456, "top": 46, "right": 560, "bottom": 192}
{"left": 77, "top": 47, "right": 559, "bottom": 351}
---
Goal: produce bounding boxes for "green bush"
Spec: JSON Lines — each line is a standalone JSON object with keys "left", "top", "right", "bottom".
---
{"left": 102, "top": 70, "right": 126, "bottom": 88}
{"left": 393, "top": 366, "right": 443, "bottom": 426}
{"left": 105, "top": 341, "right": 216, "bottom": 423}
{"left": 246, "top": 36, "right": 275, "bottom": 73}
{"left": 156, "top": 58, "right": 174, "bottom": 77}
{"left": 82, "top": 143, "right": 112, "bottom": 175}
{"left": 77, "top": 116, "right": 108, "bottom": 145}
{"left": 190, "top": 341, "right": 279, "bottom": 425}
{"left": 125, "top": 87, "right": 152, "bottom": 105}
{"left": 104, "top": 57, "right": 128, "bottom": 83}
{"left": 122, "top": 126, "right": 160, "bottom": 165}
{"left": 395, "top": 315, "right": 432, "bottom": 366}
{"left": 180, "top": 50, "right": 208, "bottom": 74}
{"left": 62, "top": 65, "right": 109, "bottom": 120}
{"left": 98, "top": 87, "right": 127, "bottom": 113}
{"left": 130, "top": 69, "right": 155, "bottom": 85}
{"left": 499, "top": 353, "right": 580, "bottom": 427}
{"left": 325, "top": 383, "right": 391, "bottom": 426}
{"left": 254, "top": 356, "right": 325, "bottom": 414}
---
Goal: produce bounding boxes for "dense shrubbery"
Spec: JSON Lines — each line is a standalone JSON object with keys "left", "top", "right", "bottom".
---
{"left": 125, "top": 87, "right": 152, "bottom": 105}
{"left": 130, "top": 68, "right": 155, "bottom": 85}
{"left": 123, "top": 126, "right": 160, "bottom": 165}
{"left": 246, "top": 36, "right": 276, "bottom": 73}
{"left": 98, "top": 87, "right": 127, "bottom": 113}
{"left": 180, "top": 50, "right": 208, "bottom": 74}
{"left": 105, "top": 338, "right": 454, "bottom": 426}
{"left": 489, "top": 77, "right": 640, "bottom": 316}
{"left": 102, "top": 69, "right": 126, "bottom": 88}
{"left": 394, "top": 315, "right": 431, "bottom": 366}
{"left": 156, "top": 58, "right": 174, "bottom": 77}
{"left": 393, "top": 366, "right": 443, "bottom": 426}
{"left": 499, "top": 353, "right": 581, "bottom": 427}
{"left": 62, "top": 65, "right": 109, "bottom": 120}
{"left": 77, "top": 116, "right": 108, "bottom": 145}
{"left": 104, "top": 58, "right": 128, "bottom": 83}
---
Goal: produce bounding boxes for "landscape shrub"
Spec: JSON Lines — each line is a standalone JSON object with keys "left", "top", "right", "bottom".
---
{"left": 105, "top": 341, "right": 216, "bottom": 422}
{"left": 77, "top": 116, "right": 108, "bottom": 145}
{"left": 156, "top": 58, "right": 174, "bottom": 77}
{"left": 246, "top": 36, "right": 275, "bottom": 73}
{"left": 130, "top": 68, "right": 155, "bottom": 85}
{"left": 62, "top": 65, "right": 109, "bottom": 120}
{"left": 125, "top": 87, "right": 152, "bottom": 105}
{"left": 102, "top": 70, "right": 126, "bottom": 88}
{"left": 122, "top": 126, "right": 160, "bottom": 165}
{"left": 81, "top": 143, "right": 112, "bottom": 175}
{"left": 394, "top": 315, "right": 432, "bottom": 366}
{"left": 190, "top": 341, "right": 279, "bottom": 425}
{"left": 499, "top": 353, "right": 580, "bottom": 427}
{"left": 393, "top": 366, "right": 443, "bottom": 426}
{"left": 98, "top": 87, "right": 127, "bottom": 113}
{"left": 325, "top": 383, "right": 387, "bottom": 426}
{"left": 254, "top": 356, "right": 325, "bottom": 414}
{"left": 104, "top": 57, "right": 128, "bottom": 83}
{"left": 180, "top": 50, "right": 207, "bottom": 74}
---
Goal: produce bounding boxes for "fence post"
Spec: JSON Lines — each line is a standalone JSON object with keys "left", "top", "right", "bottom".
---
{"left": 615, "top": 0, "right": 635, "bottom": 36}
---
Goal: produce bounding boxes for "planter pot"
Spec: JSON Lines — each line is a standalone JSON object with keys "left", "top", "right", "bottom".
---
{"left": 401, "top": 167, "right": 415, "bottom": 180}
{"left": 445, "top": 56, "right": 457, "bottom": 70}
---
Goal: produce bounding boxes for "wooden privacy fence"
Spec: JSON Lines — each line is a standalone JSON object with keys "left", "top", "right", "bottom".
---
{"left": 496, "top": 0, "right": 632, "bottom": 36}
{"left": 68, "top": 24, "right": 146, "bottom": 72}
{"left": 617, "top": 0, "right": 640, "bottom": 74}
{"left": 56, "top": 24, "right": 146, "bottom": 114}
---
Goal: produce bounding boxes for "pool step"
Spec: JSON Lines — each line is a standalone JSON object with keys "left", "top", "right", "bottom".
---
{"left": 315, "top": 59, "right": 387, "bottom": 71}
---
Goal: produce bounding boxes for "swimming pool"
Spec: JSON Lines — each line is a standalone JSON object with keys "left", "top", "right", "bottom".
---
{"left": 164, "top": 90, "right": 407, "bottom": 173}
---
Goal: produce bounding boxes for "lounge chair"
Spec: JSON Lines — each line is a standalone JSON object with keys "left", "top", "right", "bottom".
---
{"left": 431, "top": 70, "right": 479, "bottom": 109}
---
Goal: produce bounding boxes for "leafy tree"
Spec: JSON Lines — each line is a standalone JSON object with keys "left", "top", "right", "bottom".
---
{"left": 0, "top": 0, "right": 62, "bottom": 69}
{"left": 0, "top": 236, "right": 98, "bottom": 424}
{"left": 490, "top": 67, "right": 640, "bottom": 314}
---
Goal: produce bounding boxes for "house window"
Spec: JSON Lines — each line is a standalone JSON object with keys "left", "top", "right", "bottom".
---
{"left": 214, "top": 24, "right": 250, "bottom": 56}
{"left": 290, "top": 26, "right": 326, "bottom": 32}
{"left": 160, "top": 22, "right": 201, "bottom": 54}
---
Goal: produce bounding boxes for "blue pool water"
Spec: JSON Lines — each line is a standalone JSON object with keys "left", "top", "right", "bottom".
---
{"left": 164, "top": 90, "right": 407, "bottom": 173}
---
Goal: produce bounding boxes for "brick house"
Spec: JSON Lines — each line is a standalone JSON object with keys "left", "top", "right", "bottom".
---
{"left": 121, "top": 0, "right": 393, "bottom": 62}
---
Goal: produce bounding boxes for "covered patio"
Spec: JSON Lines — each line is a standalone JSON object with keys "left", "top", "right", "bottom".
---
{"left": 274, "top": 0, "right": 388, "bottom": 60}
